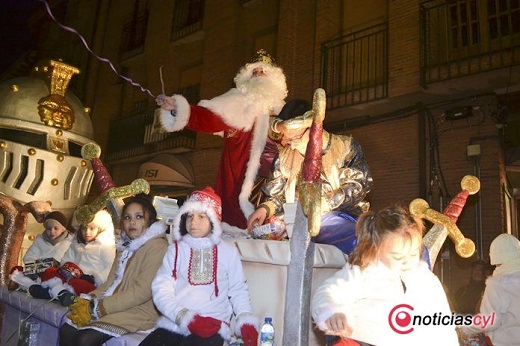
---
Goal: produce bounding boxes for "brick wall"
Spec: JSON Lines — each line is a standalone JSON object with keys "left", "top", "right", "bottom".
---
{"left": 343, "top": 106, "right": 504, "bottom": 292}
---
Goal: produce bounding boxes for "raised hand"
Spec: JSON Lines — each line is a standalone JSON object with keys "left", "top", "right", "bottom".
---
{"left": 156, "top": 94, "right": 176, "bottom": 111}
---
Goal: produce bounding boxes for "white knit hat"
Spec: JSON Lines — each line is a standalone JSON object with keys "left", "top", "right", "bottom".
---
{"left": 90, "top": 209, "right": 114, "bottom": 233}
{"left": 490, "top": 233, "right": 520, "bottom": 265}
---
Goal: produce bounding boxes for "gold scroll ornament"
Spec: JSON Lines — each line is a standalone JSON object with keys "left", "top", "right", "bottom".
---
{"left": 410, "top": 175, "right": 480, "bottom": 258}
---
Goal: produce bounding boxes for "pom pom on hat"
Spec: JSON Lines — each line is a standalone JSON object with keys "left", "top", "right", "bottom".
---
{"left": 490, "top": 233, "right": 520, "bottom": 265}
{"left": 44, "top": 211, "right": 68, "bottom": 228}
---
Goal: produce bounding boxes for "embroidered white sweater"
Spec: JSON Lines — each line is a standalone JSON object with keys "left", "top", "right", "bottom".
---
{"left": 151, "top": 235, "right": 257, "bottom": 341}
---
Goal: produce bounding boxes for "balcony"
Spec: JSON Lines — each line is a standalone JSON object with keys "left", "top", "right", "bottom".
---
{"left": 321, "top": 22, "right": 389, "bottom": 110}
{"left": 420, "top": 0, "right": 520, "bottom": 87}
{"left": 106, "top": 110, "right": 196, "bottom": 163}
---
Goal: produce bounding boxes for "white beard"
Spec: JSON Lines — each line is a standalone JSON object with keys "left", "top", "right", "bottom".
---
{"left": 234, "top": 62, "right": 288, "bottom": 115}
{"left": 240, "top": 77, "right": 285, "bottom": 114}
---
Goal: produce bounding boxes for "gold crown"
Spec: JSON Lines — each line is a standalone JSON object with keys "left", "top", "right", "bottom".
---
{"left": 251, "top": 49, "right": 274, "bottom": 65}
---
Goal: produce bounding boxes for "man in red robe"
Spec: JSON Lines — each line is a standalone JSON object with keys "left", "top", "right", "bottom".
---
{"left": 156, "top": 50, "right": 287, "bottom": 230}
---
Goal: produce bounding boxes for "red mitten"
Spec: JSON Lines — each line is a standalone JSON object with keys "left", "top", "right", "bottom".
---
{"left": 68, "top": 278, "right": 96, "bottom": 295}
{"left": 41, "top": 267, "right": 63, "bottom": 283}
{"left": 333, "top": 339, "right": 361, "bottom": 346}
{"left": 188, "top": 315, "right": 222, "bottom": 338}
{"left": 241, "top": 324, "right": 258, "bottom": 346}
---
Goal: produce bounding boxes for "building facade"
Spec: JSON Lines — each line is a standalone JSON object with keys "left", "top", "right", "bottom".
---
{"left": 3, "top": 0, "right": 520, "bottom": 292}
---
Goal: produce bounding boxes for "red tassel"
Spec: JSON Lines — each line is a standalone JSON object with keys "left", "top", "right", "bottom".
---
{"left": 213, "top": 245, "right": 218, "bottom": 297}
{"left": 172, "top": 241, "right": 178, "bottom": 279}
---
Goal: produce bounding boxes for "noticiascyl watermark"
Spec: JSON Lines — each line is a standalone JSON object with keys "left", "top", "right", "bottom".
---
{"left": 388, "top": 303, "right": 495, "bottom": 334}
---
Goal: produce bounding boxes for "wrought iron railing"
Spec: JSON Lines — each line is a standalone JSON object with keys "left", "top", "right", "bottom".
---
{"left": 321, "top": 22, "right": 388, "bottom": 109}
{"left": 420, "top": 0, "right": 520, "bottom": 86}
{"left": 171, "top": 0, "right": 205, "bottom": 41}
{"left": 106, "top": 110, "right": 196, "bottom": 162}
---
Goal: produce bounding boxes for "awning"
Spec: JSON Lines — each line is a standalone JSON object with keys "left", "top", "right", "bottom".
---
{"left": 138, "top": 154, "right": 194, "bottom": 188}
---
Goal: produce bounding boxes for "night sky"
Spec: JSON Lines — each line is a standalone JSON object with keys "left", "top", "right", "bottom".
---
{"left": 0, "top": 0, "right": 40, "bottom": 75}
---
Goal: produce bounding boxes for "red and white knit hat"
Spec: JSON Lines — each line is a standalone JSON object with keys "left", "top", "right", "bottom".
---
{"left": 172, "top": 186, "right": 223, "bottom": 244}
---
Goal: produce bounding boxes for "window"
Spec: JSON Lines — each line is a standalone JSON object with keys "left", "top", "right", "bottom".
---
{"left": 171, "top": 0, "right": 205, "bottom": 41}
{"left": 120, "top": 1, "right": 149, "bottom": 58}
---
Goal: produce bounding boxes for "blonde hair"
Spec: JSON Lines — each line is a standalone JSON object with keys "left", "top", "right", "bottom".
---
{"left": 349, "top": 205, "right": 424, "bottom": 269}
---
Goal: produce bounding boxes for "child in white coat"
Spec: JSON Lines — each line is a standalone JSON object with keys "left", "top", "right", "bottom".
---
{"left": 17, "top": 210, "right": 116, "bottom": 306}
{"left": 61, "top": 209, "right": 116, "bottom": 286}
{"left": 139, "top": 187, "right": 259, "bottom": 346}
{"left": 461, "top": 233, "right": 520, "bottom": 346}
{"left": 23, "top": 211, "right": 72, "bottom": 264}
{"left": 311, "top": 205, "right": 458, "bottom": 346}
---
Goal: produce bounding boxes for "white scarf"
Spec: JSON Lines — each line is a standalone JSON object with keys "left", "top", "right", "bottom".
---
{"left": 493, "top": 257, "right": 520, "bottom": 276}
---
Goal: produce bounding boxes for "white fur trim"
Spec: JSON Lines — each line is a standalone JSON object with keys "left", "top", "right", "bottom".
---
{"left": 79, "top": 293, "right": 92, "bottom": 300}
{"left": 238, "top": 111, "right": 269, "bottom": 221}
{"left": 9, "top": 270, "right": 38, "bottom": 289}
{"left": 179, "top": 309, "right": 196, "bottom": 335}
{"left": 159, "top": 95, "right": 191, "bottom": 132}
{"left": 218, "top": 323, "right": 231, "bottom": 341}
{"left": 198, "top": 89, "right": 257, "bottom": 131}
{"left": 154, "top": 308, "right": 197, "bottom": 336}
{"left": 41, "top": 276, "right": 62, "bottom": 289}
{"left": 106, "top": 221, "right": 166, "bottom": 297}
{"left": 235, "top": 312, "right": 260, "bottom": 335}
{"left": 48, "top": 280, "right": 67, "bottom": 298}
{"left": 171, "top": 201, "right": 223, "bottom": 245}
{"left": 313, "top": 306, "right": 339, "bottom": 332}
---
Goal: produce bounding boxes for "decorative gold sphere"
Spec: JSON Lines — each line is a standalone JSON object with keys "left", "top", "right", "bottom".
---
{"left": 461, "top": 175, "right": 480, "bottom": 195}
{"left": 0, "top": 141, "right": 6, "bottom": 150}
{"left": 28, "top": 148, "right": 36, "bottom": 155}
{"left": 57, "top": 154, "right": 64, "bottom": 162}
{"left": 80, "top": 160, "right": 87, "bottom": 167}
{"left": 81, "top": 142, "right": 101, "bottom": 160}
{"left": 51, "top": 179, "right": 59, "bottom": 186}
{"left": 56, "top": 129, "right": 63, "bottom": 137}
{"left": 28, "top": 234, "right": 35, "bottom": 241}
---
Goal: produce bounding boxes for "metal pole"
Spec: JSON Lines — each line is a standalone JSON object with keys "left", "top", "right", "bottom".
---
{"left": 282, "top": 202, "right": 315, "bottom": 346}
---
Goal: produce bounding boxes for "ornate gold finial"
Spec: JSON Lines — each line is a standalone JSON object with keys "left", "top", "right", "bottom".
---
{"left": 47, "top": 60, "right": 80, "bottom": 96}
{"left": 251, "top": 49, "right": 274, "bottom": 65}
{"left": 37, "top": 60, "right": 80, "bottom": 131}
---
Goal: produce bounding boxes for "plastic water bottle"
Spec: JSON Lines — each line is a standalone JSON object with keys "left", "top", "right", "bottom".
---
{"left": 260, "top": 317, "right": 275, "bottom": 346}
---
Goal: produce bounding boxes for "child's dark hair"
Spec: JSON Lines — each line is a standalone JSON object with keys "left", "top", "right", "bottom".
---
{"left": 120, "top": 194, "right": 157, "bottom": 228}
{"left": 178, "top": 213, "right": 214, "bottom": 236}
{"left": 349, "top": 205, "right": 424, "bottom": 269}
